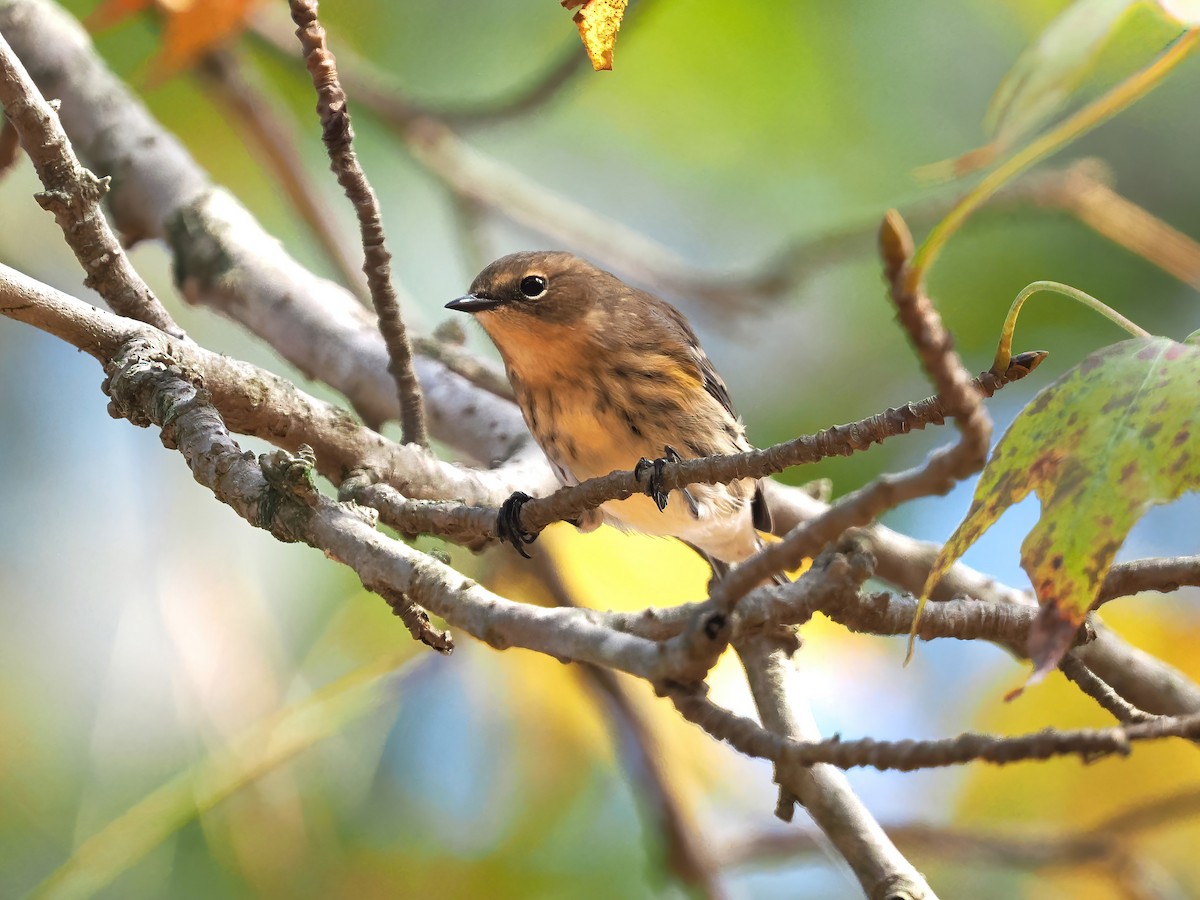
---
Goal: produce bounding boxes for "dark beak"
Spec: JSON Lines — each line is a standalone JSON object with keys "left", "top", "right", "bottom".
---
{"left": 445, "top": 293, "right": 502, "bottom": 313}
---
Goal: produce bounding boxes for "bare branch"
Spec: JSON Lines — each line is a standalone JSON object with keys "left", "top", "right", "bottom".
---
{"left": 0, "top": 0, "right": 516, "bottom": 462}
{"left": 1076, "top": 622, "right": 1200, "bottom": 718}
{"left": 736, "top": 638, "right": 938, "bottom": 899}
{"left": 375, "top": 584, "right": 454, "bottom": 652}
{"left": 1058, "top": 654, "right": 1160, "bottom": 725}
{"left": 289, "top": 0, "right": 428, "bottom": 447}
{"left": 0, "top": 262, "right": 552, "bottom": 507}
{"left": 0, "top": 114, "right": 18, "bottom": 175}
{"left": 380, "top": 351, "right": 1043, "bottom": 553}
{"left": 670, "top": 684, "right": 1200, "bottom": 772}
{"left": 412, "top": 321, "right": 514, "bottom": 402}
{"left": 763, "top": 485, "right": 1200, "bottom": 718}
{"left": 0, "top": 29, "right": 185, "bottom": 338}
{"left": 1097, "top": 555, "right": 1200, "bottom": 607}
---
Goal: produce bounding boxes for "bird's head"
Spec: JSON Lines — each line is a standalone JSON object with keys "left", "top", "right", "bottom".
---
{"left": 445, "top": 251, "right": 614, "bottom": 329}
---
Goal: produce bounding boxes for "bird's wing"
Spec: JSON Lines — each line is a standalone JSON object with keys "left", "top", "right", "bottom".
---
{"left": 652, "top": 300, "right": 774, "bottom": 535}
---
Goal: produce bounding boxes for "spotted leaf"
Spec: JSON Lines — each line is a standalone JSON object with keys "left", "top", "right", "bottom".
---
{"left": 925, "top": 336, "right": 1200, "bottom": 682}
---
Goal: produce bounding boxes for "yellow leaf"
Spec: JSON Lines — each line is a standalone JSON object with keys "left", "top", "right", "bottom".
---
{"left": 566, "top": 0, "right": 629, "bottom": 71}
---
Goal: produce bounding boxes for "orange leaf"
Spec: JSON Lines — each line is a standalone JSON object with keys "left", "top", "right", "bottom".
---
{"left": 89, "top": 0, "right": 266, "bottom": 78}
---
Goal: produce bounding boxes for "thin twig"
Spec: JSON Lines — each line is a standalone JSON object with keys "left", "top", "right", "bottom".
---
{"left": 1058, "top": 654, "right": 1160, "bottom": 725}
{"left": 0, "top": 31, "right": 185, "bottom": 338}
{"left": 527, "top": 349, "right": 1034, "bottom": 539}
{"left": 412, "top": 324, "right": 514, "bottom": 402}
{"left": 669, "top": 684, "right": 1200, "bottom": 772}
{"left": 289, "top": 0, "right": 428, "bottom": 446}
{"left": 700, "top": 211, "right": 993, "bottom": 622}
{"left": 196, "top": 47, "right": 369, "bottom": 298}
{"left": 375, "top": 584, "right": 454, "bottom": 652}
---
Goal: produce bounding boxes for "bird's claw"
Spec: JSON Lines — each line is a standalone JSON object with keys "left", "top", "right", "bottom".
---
{"left": 497, "top": 491, "right": 538, "bottom": 558}
{"left": 635, "top": 445, "right": 681, "bottom": 513}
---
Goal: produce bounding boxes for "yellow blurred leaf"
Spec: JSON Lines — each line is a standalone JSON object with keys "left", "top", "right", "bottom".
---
{"left": 957, "top": 605, "right": 1200, "bottom": 896}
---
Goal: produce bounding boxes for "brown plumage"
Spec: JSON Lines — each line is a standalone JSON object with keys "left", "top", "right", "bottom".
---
{"left": 447, "top": 251, "right": 771, "bottom": 567}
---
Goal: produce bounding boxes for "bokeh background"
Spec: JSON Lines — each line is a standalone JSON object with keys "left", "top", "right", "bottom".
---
{"left": 1, "top": 1, "right": 1199, "bottom": 897}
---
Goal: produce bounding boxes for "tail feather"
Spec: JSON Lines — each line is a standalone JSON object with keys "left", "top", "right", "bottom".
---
{"left": 686, "top": 538, "right": 790, "bottom": 587}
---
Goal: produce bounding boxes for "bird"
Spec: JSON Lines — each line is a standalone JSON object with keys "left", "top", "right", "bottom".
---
{"left": 446, "top": 250, "right": 774, "bottom": 578}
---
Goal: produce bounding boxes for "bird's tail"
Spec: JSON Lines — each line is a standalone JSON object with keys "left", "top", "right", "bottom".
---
{"left": 689, "top": 537, "right": 791, "bottom": 588}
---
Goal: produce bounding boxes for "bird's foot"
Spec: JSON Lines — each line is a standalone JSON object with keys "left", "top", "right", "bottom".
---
{"left": 634, "top": 444, "right": 682, "bottom": 512}
{"left": 496, "top": 491, "right": 538, "bottom": 558}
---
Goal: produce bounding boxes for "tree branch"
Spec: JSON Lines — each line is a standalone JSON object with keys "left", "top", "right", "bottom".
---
{"left": 349, "top": 350, "right": 1043, "bottom": 552}
{"left": 670, "top": 685, "right": 1200, "bottom": 772}
{"left": 0, "top": 0, "right": 515, "bottom": 462}
{"left": 1057, "top": 654, "right": 1160, "bottom": 725}
{"left": 196, "top": 47, "right": 368, "bottom": 298}
{"left": 1097, "top": 555, "right": 1200, "bottom": 607}
{"left": 0, "top": 261, "right": 553, "bottom": 507}
{"left": 0, "top": 28, "right": 185, "bottom": 338}
{"left": 763, "top": 484, "right": 1200, "bottom": 718}
{"left": 736, "top": 638, "right": 938, "bottom": 900}
{"left": 289, "top": 0, "right": 428, "bottom": 447}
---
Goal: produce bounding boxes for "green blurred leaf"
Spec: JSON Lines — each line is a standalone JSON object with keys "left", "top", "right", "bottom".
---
{"left": 984, "top": 0, "right": 1138, "bottom": 148}
{"left": 32, "top": 653, "right": 415, "bottom": 900}
{"left": 925, "top": 337, "right": 1200, "bottom": 681}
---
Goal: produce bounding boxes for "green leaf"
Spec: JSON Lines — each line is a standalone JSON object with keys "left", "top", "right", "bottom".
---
{"left": 924, "top": 336, "right": 1200, "bottom": 682}
{"left": 984, "top": 0, "right": 1138, "bottom": 149}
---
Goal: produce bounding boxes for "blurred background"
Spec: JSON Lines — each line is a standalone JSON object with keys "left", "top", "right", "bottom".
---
{"left": 1, "top": 1, "right": 1199, "bottom": 897}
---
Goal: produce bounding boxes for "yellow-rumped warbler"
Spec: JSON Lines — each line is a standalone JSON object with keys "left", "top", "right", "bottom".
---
{"left": 447, "top": 251, "right": 772, "bottom": 573}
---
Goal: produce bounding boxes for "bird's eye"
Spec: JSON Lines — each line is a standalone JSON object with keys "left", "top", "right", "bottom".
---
{"left": 519, "top": 275, "right": 548, "bottom": 299}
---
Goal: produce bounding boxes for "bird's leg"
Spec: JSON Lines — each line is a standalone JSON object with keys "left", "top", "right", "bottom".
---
{"left": 496, "top": 491, "right": 539, "bottom": 558}
{"left": 635, "top": 444, "right": 682, "bottom": 512}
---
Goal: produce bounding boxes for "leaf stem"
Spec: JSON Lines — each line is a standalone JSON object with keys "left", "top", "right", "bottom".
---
{"left": 993, "top": 280, "right": 1150, "bottom": 372}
